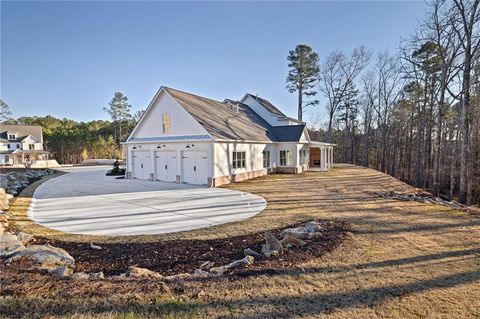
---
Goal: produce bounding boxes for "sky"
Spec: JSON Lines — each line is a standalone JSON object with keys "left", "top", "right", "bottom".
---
{"left": 1, "top": 1, "right": 426, "bottom": 123}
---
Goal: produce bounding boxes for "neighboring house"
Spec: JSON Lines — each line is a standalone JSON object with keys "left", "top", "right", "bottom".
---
{"left": 125, "top": 86, "right": 334, "bottom": 186}
{"left": 0, "top": 125, "right": 49, "bottom": 166}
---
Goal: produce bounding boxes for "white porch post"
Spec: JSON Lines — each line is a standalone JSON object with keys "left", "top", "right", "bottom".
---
{"left": 330, "top": 147, "right": 333, "bottom": 168}
{"left": 320, "top": 146, "right": 325, "bottom": 170}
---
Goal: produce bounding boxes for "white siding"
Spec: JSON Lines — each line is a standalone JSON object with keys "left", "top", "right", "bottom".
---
{"left": 126, "top": 142, "right": 213, "bottom": 182}
{"left": 213, "top": 142, "right": 277, "bottom": 178}
{"left": 131, "top": 91, "right": 209, "bottom": 139}
{"left": 241, "top": 95, "right": 284, "bottom": 127}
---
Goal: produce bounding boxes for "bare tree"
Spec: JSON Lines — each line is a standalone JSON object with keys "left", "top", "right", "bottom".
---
{"left": 319, "top": 46, "right": 371, "bottom": 142}
{"left": 451, "top": 0, "right": 480, "bottom": 203}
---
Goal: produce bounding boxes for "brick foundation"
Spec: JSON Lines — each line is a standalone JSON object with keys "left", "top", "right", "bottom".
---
{"left": 213, "top": 168, "right": 268, "bottom": 187}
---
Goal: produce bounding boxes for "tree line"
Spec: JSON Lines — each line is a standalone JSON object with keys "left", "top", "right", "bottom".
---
{"left": 1, "top": 93, "right": 143, "bottom": 164}
{"left": 287, "top": 0, "right": 480, "bottom": 205}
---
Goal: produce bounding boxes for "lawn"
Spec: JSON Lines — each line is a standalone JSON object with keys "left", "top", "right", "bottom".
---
{"left": 1, "top": 164, "right": 479, "bottom": 318}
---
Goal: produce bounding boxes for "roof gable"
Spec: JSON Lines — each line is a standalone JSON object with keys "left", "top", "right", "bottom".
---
{"left": 0, "top": 125, "right": 43, "bottom": 143}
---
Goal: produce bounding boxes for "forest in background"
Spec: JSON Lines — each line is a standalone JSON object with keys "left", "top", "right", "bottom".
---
{"left": 290, "top": 0, "right": 480, "bottom": 205}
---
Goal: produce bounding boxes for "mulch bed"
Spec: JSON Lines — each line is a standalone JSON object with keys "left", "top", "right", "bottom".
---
{"left": 35, "top": 220, "right": 350, "bottom": 277}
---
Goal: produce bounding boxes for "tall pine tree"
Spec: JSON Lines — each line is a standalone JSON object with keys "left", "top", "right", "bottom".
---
{"left": 286, "top": 44, "right": 320, "bottom": 121}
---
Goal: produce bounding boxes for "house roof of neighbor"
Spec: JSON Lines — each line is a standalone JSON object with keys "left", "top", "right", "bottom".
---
{"left": 0, "top": 125, "right": 43, "bottom": 143}
{"left": 164, "top": 87, "right": 307, "bottom": 143}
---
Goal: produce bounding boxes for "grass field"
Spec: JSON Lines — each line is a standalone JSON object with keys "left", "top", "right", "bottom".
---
{"left": 1, "top": 164, "right": 479, "bottom": 318}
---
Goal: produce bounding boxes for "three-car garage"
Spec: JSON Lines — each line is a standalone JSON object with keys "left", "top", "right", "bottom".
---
{"left": 129, "top": 144, "right": 211, "bottom": 186}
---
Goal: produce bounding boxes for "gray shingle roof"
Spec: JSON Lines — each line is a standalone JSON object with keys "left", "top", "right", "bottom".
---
{"left": 0, "top": 125, "right": 43, "bottom": 143}
{"left": 163, "top": 87, "right": 307, "bottom": 143}
{"left": 245, "top": 93, "right": 286, "bottom": 117}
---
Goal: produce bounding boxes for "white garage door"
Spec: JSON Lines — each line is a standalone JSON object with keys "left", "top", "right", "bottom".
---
{"left": 155, "top": 151, "right": 177, "bottom": 182}
{"left": 182, "top": 150, "right": 208, "bottom": 185}
{"left": 132, "top": 151, "right": 151, "bottom": 180}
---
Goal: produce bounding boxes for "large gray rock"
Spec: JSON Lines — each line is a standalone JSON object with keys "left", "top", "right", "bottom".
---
{"left": 261, "top": 232, "right": 283, "bottom": 256}
{"left": 6, "top": 244, "right": 75, "bottom": 272}
{"left": 0, "top": 234, "right": 25, "bottom": 257}
{"left": 280, "top": 227, "right": 312, "bottom": 240}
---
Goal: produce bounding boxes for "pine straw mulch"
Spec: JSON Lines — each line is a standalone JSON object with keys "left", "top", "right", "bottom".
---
{"left": 29, "top": 220, "right": 350, "bottom": 277}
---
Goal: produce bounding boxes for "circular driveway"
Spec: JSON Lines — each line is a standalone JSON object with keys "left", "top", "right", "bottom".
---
{"left": 28, "top": 166, "right": 266, "bottom": 236}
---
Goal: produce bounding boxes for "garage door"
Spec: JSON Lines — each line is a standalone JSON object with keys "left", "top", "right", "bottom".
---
{"left": 155, "top": 151, "right": 177, "bottom": 182}
{"left": 132, "top": 151, "right": 151, "bottom": 180}
{"left": 182, "top": 150, "right": 208, "bottom": 185}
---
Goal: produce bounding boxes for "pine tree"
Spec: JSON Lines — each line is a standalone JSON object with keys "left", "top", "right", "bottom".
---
{"left": 103, "top": 92, "right": 132, "bottom": 156}
{"left": 286, "top": 44, "right": 320, "bottom": 121}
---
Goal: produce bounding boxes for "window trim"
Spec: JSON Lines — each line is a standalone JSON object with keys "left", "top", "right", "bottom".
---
{"left": 232, "top": 151, "right": 246, "bottom": 169}
{"left": 299, "top": 149, "right": 307, "bottom": 166}
{"left": 280, "top": 150, "right": 292, "bottom": 166}
{"left": 262, "top": 150, "right": 270, "bottom": 168}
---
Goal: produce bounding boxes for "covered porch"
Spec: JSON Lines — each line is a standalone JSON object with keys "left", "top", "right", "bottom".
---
{"left": 308, "top": 142, "right": 334, "bottom": 171}
{"left": 11, "top": 149, "right": 50, "bottom": 166}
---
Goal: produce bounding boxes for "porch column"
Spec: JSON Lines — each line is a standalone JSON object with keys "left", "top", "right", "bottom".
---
{"left": 325, "top": 147, "right": 329, "bottom": 170}
{"left": 330, "top": 147, "right": 333, "bottom": 168}
{"left": 320, "top": 147, "right": 325, "bottom": 170}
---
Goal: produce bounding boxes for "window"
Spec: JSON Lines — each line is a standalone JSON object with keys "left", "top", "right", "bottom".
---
{"left": 16, "top": 144, "right": 20, "bottom": 149}
{"left": 280, "top": 150, "right": 292, "bottom": 166}
{"left": 8, "top": 134, "right": 16, "bottom": 140}
{"left": 299, "top": 149, "right": 307, "bottom": 165}
{"left": 162, "top": 113, "right": 171, "bottom": 134}
{"left": 262, "top": 150, "right": 270, "bottom": 168}
{"left": 232, "top": 151, "right": 246, "bottom": 169}
{"left": 29, "top": 144, "right": 35, "bottom": 150}
{"left": 7, "top": 144, "right": 10, "bottom": 149}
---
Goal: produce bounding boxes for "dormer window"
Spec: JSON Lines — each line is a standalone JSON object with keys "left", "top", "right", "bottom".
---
{"left": 8, "top": 133, "right": 16, "bottom": 140}
{"left": 29, "top": 144, "right": 35, "bottom": 150}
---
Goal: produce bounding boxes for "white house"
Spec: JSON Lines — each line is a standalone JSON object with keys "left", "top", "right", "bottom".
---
{"left": 125, "top": 87, "right": 334, "bottom": 186}
{"left": 0, "top": 125, "right": 49, "bottom": 166}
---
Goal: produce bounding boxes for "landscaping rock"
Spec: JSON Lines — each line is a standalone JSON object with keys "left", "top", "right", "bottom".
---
{"left": 281, "top": 235, "right": 307, "bottom": 248}
{"left": 0, "top": 234, "right": 25, "bottom": 257}
{"left": 0, "top": 169, "right": 53, "bottom": 196}
{"left": 304, "top": 221, "right": 322, "bottom": 233}
{"left": 6, "top": 244, "right": 75, "bottom": 272}
{"left": 52, "top": 265, "right": 73, "bottom": 278}
{"left": 89, "top": 243, "right": 102, "bottom": 250}
{"left": 199, "top": 261, "right": 215, "bottom": 270}
{"left": 261, "top": 232, "right": 283, "bottom": 256}
{"left": 89, "top": 272, "right": 105, "bottom": 280}
{"left": 16, "top": 232, "right": 35, "bottom": 245}
{"left": 126, "top": 266, "right": 164, "bottom": 279}
{"left": 209, "top": 256, "right": 254, "bottom": 275}
{"left": 263, "top": 250, "right": 279, "bottom": 258}
{"left": 244, "top": 247, "right": 263, "bottom": 258}
{"left": 281, "top": 227, "right": 311, "bottom": 240}
{"left": 71, "top": 272, "right": 90, "bottom": 280}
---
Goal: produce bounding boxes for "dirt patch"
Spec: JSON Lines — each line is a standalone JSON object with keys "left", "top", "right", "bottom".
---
{"left": 33, "top": 220, "right": 349, "bottom": 277}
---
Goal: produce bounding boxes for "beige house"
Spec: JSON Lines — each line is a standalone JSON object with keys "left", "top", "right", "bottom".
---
{"left": 0, "top": 125, "right": 49, "bottom": 166}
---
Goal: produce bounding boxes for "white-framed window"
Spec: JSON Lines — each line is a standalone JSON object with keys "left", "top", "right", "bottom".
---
{"left": 16, "top": 144, "right": 20, "bottom": 149}
{"left": 299, "top": 149, "right": 307, "bottom": 165}
{"left": 7, "top": 144, "right": 11, "bottom": 149}
{"left": 29, "top": 144, "right": 35, "bottom": 150}
{"left": 280, "top": 150, "right": 292, "bottom": 166}
{"left": 262, "top": 150, "right": 270, "bottom": 168}
{"left": 232, "top": 151, "right": 246, "bottom": 169}
{"left": 8, "top": 134, "right": 16, "bottom": 140}
{"left": 162, "top": 113, "right": 171, "bottom": 134}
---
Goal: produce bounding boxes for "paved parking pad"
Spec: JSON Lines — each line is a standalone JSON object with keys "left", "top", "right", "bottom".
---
{"left": 29, "top": 166, "right": 266, "bottom": 236}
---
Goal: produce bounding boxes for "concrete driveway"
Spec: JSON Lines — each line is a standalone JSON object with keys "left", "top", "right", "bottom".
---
{"left": 28, "top": 166, "right": 266, "bottom": 236}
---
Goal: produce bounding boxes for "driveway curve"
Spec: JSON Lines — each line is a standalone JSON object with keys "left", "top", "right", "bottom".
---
{"left": 28, "top": 166, "right": 266, "bottom": 236}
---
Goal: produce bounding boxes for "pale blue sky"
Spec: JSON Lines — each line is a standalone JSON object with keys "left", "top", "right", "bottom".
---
{"left": 1, "top": 1, "right": 426, "bottom": 123}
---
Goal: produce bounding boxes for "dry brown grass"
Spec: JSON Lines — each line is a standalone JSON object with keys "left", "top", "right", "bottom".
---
{"left": 2, "top": 164, "right": 480, "bottom": 318}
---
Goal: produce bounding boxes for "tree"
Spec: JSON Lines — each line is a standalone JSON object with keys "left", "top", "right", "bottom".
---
{"left": 103, "top": 92, "right": 132, "bottom": 155}
{"left": 0, "top": 99, "right": 12, "bottom": 122}
{"left": 286, "top": 44, "right": 320, "bottom": 121}
{"left": 451, "top": 0, "right": 480, "bottom": 203}
{"left": 319, "top": 46, "right": 371, "bottom": 141}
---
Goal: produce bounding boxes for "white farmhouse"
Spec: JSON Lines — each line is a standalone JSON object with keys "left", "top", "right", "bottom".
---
{"left": 0, "top": 125, "right": 49, "bottom": 166}
{"left": 125, "top": 87, "right": 334, "bottom": 186}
